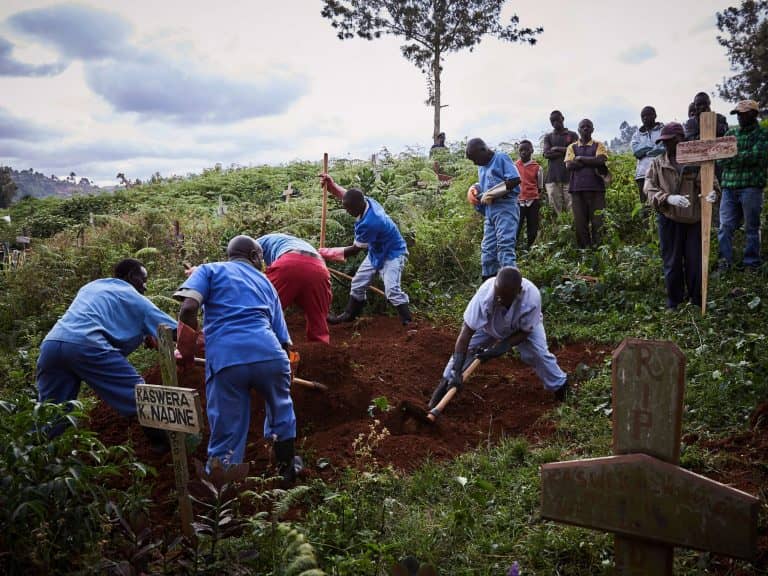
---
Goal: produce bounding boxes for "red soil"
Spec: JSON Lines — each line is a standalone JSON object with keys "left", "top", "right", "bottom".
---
{"left": 87, "top": 314, "right": 767, "bottom": 572}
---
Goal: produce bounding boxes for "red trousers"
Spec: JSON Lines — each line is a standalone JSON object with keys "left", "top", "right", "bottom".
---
{"left": 266, "top": 253, "right": 332, "bottom": 344}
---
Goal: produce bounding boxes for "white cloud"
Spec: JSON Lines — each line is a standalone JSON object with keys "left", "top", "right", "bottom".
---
{"left": 0, "top": 0, "right": 737, "bottom": 184}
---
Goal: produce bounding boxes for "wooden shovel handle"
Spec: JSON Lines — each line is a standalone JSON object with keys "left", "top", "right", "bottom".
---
{"left": 320, "top": 153, "right": 328, "bottom": 249}
{"left": 328, "top": 267, "right": 387, "bottom": 298}
{"left": 427, "top": 357, "right": 483, "bottom": 421}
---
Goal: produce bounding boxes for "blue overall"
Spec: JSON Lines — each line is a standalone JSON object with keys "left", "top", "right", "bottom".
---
{"left": 36, "top": 278, "right": 177, "bottom": 418}
{"left": 475, "top": 152, "right": 521, "bottom": 277}
{"left": 350, "top": 197, "right": 408, "bottom": 304}
{"left": 178, "top": 260, "right": 295, "bottom": 468}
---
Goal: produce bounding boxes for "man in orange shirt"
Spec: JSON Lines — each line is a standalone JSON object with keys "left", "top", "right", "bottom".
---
{"left": 515, "top": 140, "right": 544, "bottom": 250}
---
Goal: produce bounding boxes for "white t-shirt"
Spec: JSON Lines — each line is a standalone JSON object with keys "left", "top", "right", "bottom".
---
{"left": 463, "top": 277, "right": 542, "bottom": 340}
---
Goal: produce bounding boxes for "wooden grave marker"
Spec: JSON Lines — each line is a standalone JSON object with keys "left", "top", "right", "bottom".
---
{"left": 676, "top": 112, "right": 737, "bottom": 315}
{"left": 541, "top": 339, "right": 758, "bottom": 574}
{"left": 137, "top": 324, "right": 203, "bottom": 540}
{"left": 282, "top": 182, "right": 294, "bottom": 203}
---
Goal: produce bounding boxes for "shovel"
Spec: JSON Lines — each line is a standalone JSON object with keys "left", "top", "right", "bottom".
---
{"left": 400, "top": 357, "right": 483, "bottom": 424}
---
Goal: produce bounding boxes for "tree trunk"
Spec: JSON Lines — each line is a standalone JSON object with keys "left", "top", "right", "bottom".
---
{"left": 432, "top": 55, "right": 441, "bottom": 144}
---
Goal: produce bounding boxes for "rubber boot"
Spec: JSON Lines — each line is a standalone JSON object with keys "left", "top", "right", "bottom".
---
{"left": 273, "top": 438, "right": 303, "bottom": 487}
{"left": 395, "top": 303, "right": 412, "bottom": 326}
{"left": 328, "top": 296, "right": 365, "bottom": 325}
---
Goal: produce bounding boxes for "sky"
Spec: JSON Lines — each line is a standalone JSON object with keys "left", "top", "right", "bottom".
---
{"left": 0, "top": 0, "right": 738, "bottom": 186}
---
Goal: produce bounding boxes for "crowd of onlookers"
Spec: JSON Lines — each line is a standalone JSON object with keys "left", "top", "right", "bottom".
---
{"left": 432, "top": 91, "right": 767, "bottom": 311}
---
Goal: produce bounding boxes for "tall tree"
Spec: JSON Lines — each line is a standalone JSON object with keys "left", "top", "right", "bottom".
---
{"left": 320, "top": 0, "right": 542, "bottom": 142}
{"left": 716, "top": 0, "right": 768, "bottom": 106}
{"left": 0, "top": 167, "right": 18, "bottom": 208}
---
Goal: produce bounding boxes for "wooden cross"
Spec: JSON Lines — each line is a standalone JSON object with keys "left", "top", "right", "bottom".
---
{"left": 541, "top": 339, "right": 758, "bottom": 574}
{"left": 676, "top": 112, "right": 737, "bottom": 315}
{"left": 283, "top": 182, "right": 294, "bottom": 203}
{"left": 138, "top": 324, "right": 204, "bottom": 541}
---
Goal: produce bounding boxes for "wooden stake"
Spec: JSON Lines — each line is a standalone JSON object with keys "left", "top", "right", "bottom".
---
{"left": 157, "top": 324, "right": 195, "bottom": 541}
{"left": 699, "top": 112, "right": 715, "bottom": 315}
{"left": 320, "top": 153, "right": 328, "bottom": 249}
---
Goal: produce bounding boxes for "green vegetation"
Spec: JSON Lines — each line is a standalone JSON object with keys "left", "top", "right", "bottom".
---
{"left": 1, "top": 147, "right": 766, "bottom": 574}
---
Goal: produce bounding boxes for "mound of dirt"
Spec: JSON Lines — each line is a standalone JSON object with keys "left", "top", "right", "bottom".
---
{"left": 90, "top": 313, "right": 606, "bottom": 509}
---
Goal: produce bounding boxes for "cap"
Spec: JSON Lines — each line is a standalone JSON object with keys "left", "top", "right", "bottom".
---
{"left": 730, "top": 99, "right": 759, "bottom": 114}
{"left": 655, "top": 122, "right": 685, "bottom": 143}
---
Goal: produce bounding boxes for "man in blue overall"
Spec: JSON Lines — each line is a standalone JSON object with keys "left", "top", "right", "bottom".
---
{"left": 318, "top": 174, "right": 412, "bottom": 325}
{"left": 465, "top": 138, "right": 521, "bottom": 280}
{"left": 428, "top": 267, "right": 569, "bottom": 413}
{"left": 36, "top": 258, "right": 177, "bottom": 452}
{"left": 174, "top": 235, "right": 301, "bottom": 483}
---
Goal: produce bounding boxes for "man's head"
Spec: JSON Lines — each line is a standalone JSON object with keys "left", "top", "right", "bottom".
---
{"left": 655, "top": 122, "right": 685, "bottom": 156}
{"left": 493, "top": 267, "right": 523, "bottom": 308}
{"left": 226, "top": 235, "right": 264, "bottom": 269}
{"left": 114, "top": 258, "right": 148, "bottom": 294}
{"left": 550, "top": 110, "right": 565, "bottom": 131}
{"left": 466, "top": 138, "right": 494, "bottom": 166}
{"left": 730, "top": 99, "right": 760, "bottom": 129}
{"left": 688, "top": 102, "right": 697, "bottom": 118}
{"left": 640, "top": 106, "right": 657, "bottom": 129}
{"left": 342, "top": 187, "right": 367, "bottom": 218}
{"left": 518, "top": 140, "right": 533, "bottom": 162}
{"left": 577, "top": 119, "right": 594, "bottom": 142}
{"left": 693, "top": 92, "right": 711, "bottom": 116}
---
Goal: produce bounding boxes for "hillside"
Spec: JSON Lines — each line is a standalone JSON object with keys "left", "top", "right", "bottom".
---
{"left": 8, "top": 167, "right": 113, "bottom": 201}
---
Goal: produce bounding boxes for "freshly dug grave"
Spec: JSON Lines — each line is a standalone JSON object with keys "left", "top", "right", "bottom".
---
{"left": 92, "top": 314, "right": 606, "bottom": 479}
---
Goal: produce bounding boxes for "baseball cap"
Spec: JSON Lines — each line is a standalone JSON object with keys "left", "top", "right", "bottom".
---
{"left": 730, "top": 100, "right": 759, "bottom": 114}
{"left": 655, "top": 122, "right": 685, "bottom": 143}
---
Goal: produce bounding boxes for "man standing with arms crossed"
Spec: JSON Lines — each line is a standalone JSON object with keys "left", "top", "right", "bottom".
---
{"left": 542, "top": 110, "right": 578, "bottom": 215}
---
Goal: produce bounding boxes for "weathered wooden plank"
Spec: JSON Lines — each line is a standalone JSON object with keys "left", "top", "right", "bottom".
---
{"left": 136, "top": 384, "right": 201, "bottom": 434}
{"left": 611, "top": 339, "right": 685, "bottom": 463}
{"left": 541, "top": 453, "right": 759, "bottom": 560}
{"left": 676, "top": 135, "right": 737, "bottom": 164}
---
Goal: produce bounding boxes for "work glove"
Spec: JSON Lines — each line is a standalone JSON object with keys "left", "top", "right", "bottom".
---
{"left": 176, "top": 321, "right": 198, "bottom": 370}
{"left": 184, "top": 264, "right": 198, "bottom": 277}
{"left": 475, "top": 339, "right": 511, "bottom": 362}
{"left": 705, "top": 190, "right": 718, "bottom": 203}
{"left": 666, "top": 195, "right": 690, "bottom": 208}
{"left": 447, "top": 352, "right": 466, "bottom": 390}
{"left": 319, "top": 247, "right": 346, "bottom": 262}
{"left": 466, "top": 185, "right": 479, "bottom": 206}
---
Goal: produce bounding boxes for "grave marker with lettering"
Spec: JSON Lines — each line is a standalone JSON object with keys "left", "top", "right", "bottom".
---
{"left": 541, "top": 339, "right": 759, "bottom": 574}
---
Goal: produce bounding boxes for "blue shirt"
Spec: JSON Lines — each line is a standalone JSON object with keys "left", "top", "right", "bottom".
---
{"left": 354, "top": 197, "right": 407, "bottom": 270}
{"left": 176, "top": 260, "right": 291, "bottom": 376}
{"left": 44, "top": 278, "right": 177, "bottom": 355}
{"left": 463, "top": 278, "right": 542, "bottom": 339}
{"left": 476, "top": 151, "right": 520, "bottom": 198}
{"left": 257, "top": 233, "right": 318, "bottom": 266}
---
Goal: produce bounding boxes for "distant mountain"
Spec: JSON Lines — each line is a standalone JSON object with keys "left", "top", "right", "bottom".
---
{"left": 8, "top": 168, "right": 117, "bottom": 201}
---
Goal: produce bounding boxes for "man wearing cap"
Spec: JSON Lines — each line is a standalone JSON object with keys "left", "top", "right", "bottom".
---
{"left": 645, "top": 123, "right": 719, "bottom": 309}
{"left": 716, "top": 99, "right": 768, "bottom": 272}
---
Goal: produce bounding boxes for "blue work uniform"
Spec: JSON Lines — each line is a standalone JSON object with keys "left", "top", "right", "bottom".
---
{"left": 474, "top": 152, "right": 521, "bottom": 277}
{"left": 257, "top": 233, "right": 318, "bottom": 265}
{"left": 442, "top": 278, "right": 566, "bottom": 391}
{"left": 175, "top": 259, "right": 295, "bottom": 468}
{"left": 349, "top": 197, "right": 409, "bottom": 305}
{"left": 36, "top": 278, "right": 177, "bottom": 418}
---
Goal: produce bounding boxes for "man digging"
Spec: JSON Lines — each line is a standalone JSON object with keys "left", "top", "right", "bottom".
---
{"left": 429, "top": 267, "right": 569, "bottom": 414}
